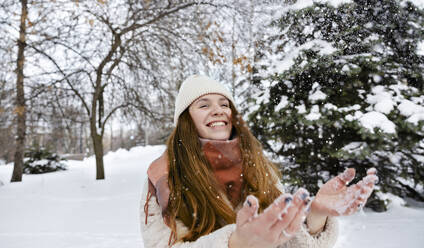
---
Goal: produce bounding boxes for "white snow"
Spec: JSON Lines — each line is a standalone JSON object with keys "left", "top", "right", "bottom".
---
{"left": 325, "top": 0, "right": 353, "bottom": 6}
{"left": 324, "top": 103, "right": 338, "bottom": 111}
{"left": 397, "top": 98, "right": 424, "bottom": 125}
{"left": 275, "top": 96, "right": 289, "bottom": 112}
{"left": 345, "top": 110, "right": 364, "bottom": 122}
{"left": 296, "top": 104, "right": 307, "bottom": 114}
{"left": 345, "top": 109, "right": 397, "bottom": 134}
{"left": 309, "top": 83, "right": 327, "bottom": 103}
{"left": 342, "top": 142, "right": 367, "bottom": 156}
{"left": 374, "top": 99, "right": 395, "bottom": 114}
{"left": 309, "top": 90, "right": 327, "bottom": 102}
{"left": 305, "top": 112, "right": 321, "bottom": 121}
{"left": 268, "top": 39, "right": 337, "bottom": 74}
{"left": 0, "top": 145, "right": 165, "bottom": 248}
{"left": 361, "top": 84, "right": 424, "bottom": 126}
{"left": 366, "top": 86, "right": 395, "bottom": 114}
{"left": 268, "top": 139, "right": 284, "bottom": 153}
{"left": 31, "top": 159, "right": 51, "bottom": 166}
{"left": 341, "top": 64, "right": 350, "bottom": 72}
{"left": 417, "top": 41, "right": 424, "bottom": 56}
{"left": 335, "top": 192, "right": 424, "bottom": 248}
{"left": 364, "top": 22, "right": 374, "bottom": 29}
{"left": 303, "top": 24, "right": 315, "bottom": 35}
{"left": 402, "top": 0, "right": 424, "bottom": 9}
{"left": 256, "top": 90, "right": 270, "bottom": 105}
{"left": 1, "top": 145, "right": 424, "bottom": 248}
{"left": 339, "top": 104, "right": 361, "bottom": 112}
{"left": 398, "top": 100, "right": 419, "bottom": 116}
{"left": 359, "top": 111, "right": 396, "bottom": 134}
{"left": 407, "top": 113, "right": 424, "bottom": 125}
{"left": 246, "top": 89, "right": 271, "bottom": 114}
{"left": 284, "top": 80, "right": 293, "bottom": 88}
{"left": 285, "top": 0, "right": 352, "bottom": 11}
{"left": 305, "top": 105, "right": 321, "bottom": 121}
{"left": 372, "top": 74, "right": 382, "bottom": 83}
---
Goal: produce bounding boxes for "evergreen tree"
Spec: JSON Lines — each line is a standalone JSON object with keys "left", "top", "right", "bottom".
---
{"left": 249, "top": 0, "right": 424, "bottom": 211}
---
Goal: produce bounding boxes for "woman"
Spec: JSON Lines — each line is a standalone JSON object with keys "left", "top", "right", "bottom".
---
{"left": 140, "top": 75, "right": 378, "bottom": 248}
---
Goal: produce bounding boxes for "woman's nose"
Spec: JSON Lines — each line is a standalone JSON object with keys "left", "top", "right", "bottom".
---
{"left": 211, "top": 104, "right": 225, "bottom": 115}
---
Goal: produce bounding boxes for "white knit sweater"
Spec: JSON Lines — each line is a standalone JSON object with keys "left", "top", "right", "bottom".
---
{"left": 139, "top": 179, "right": 339, "bottom": 248}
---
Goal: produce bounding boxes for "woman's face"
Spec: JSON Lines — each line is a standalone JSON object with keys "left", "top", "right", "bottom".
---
{"left": 188, "top": 94, "right": 233, "bottom": 140}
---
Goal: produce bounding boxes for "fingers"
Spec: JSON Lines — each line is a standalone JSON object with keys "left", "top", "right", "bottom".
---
{"left": 338, "top": 168, "right": 356, "bottom": 185}
{"left": 357, "top": 172, "right": 378, "bottom": 199}
{"left": 235, "top": 189, "right": 310, "bottom": 246}
{"left": 257, "top": 193, "right": 294, "bottom": 229}
{"left": 326, "top": 168, "right": 356, "bottom": 192}
{"left": 334, "top": 167, "right": 377, "bottom": 192}
{"left": 357, "top": 173, "right": 378, "bottom": 202}
{"left": 363, "top": 174, "right": 379, "bottom": 186}
{"left": 270, "top": 188, "right": 310, "bottom": 234}
{"left": 342, "top": 170, "right": 379, "bottom": 215}
{"left": 344, "top": 194, "right": 370, "bottom": 215}
{"left": 237, "top": 195, "right": 259, "bottom": 227}
{"left": 282, "top": 202, "right": 308, "bottom": 238}
{"left": 359, "top": 184, "right": 373, "bottom": 198}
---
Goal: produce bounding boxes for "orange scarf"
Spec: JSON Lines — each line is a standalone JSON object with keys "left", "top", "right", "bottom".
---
{"left": 145, "top": 136, "right": 243, "bottom": 223}
{"left": 199, "top": 137, "right": 243, "bottom": 207}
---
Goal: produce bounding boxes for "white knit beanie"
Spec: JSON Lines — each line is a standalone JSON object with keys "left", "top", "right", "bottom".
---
{"left": 174, "top": 75, "right": 235, "bottom": 125}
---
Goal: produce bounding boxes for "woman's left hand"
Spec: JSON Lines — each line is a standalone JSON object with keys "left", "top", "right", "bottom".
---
{"left": 311, "top": 167, "right": 379, "bottom": 217}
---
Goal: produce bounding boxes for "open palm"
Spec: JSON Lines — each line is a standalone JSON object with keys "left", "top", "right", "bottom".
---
{"left": 311, "top": 168, "right": 378, "bottom": 216}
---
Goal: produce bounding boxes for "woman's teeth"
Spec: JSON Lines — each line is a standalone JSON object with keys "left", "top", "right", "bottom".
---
{"left": 209, "top": 122, "right": 226, "bottom": 127}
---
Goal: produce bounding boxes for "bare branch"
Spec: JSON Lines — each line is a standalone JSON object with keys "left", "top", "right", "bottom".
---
{"left": 100, "top": 103, "right": 129, "bottom": 137}
{"left": 26, "top": 43, "right": 91, "bottom": 116}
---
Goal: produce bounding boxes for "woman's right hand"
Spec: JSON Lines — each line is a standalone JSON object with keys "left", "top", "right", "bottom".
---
{"left": 229, "top": 189, "right": 311, "bottom": 248}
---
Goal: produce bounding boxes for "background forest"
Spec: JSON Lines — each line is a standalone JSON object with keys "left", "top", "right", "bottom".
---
{"left": 0, "top": 0, "right": 423, "bottom": 212}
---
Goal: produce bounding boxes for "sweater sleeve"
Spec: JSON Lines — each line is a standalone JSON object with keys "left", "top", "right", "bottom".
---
{"left": 140, "top": 178, "right": 236, "bottom": 248}
{"left": 279, "top": 216, "right": 338, "bottom": 248}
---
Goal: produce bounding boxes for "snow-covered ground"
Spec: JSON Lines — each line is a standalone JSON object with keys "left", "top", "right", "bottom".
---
{"left": 0, "top": 145, "right": 423, "bottom": 248}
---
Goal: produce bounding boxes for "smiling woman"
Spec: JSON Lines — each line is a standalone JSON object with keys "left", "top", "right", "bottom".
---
{"left": 188, "top": 94, "right": 233, "bottom": 141}
{"left": 139, "top": 75, "right": 378, "bottom": 248}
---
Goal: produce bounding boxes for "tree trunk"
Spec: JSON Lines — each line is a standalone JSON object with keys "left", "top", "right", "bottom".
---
{"left": 11, "top": 0, "right": 28, "bottom": 183}
{"left": 110, "top": 120, "right": 113, "bottom": 151}
{"left": 91, "top": 124, "right": 105, "bottom": 180}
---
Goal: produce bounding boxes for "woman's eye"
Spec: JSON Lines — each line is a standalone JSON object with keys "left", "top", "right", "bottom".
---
{"left": 200, "top": 105, "right": 208, "bottom": 108}
{"left": 222, "top": 104, "right": 229, "bottom": 107}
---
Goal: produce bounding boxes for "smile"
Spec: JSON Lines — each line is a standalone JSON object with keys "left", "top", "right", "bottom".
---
{"left": 206, "top": 121, "right": 228, "bottom": 127}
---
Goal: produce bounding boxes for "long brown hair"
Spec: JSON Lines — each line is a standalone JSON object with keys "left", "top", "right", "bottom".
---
{"left": 166, "top": 103, "right": 282, "bottom": 243}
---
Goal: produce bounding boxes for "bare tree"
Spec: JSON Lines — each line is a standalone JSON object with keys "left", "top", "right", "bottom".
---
{"left": 33, "top": 1, "right": 226, "bottom": 179}
{"left": 10, "top": 0, "right": 28, "bottom": 182}
{"left": 0, "top": 0, "right": 88, "bottom": 176}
